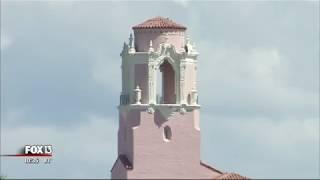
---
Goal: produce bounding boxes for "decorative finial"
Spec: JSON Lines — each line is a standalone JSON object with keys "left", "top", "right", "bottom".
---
{"left": 129, "top": 33, "right": 133, "bottom": 48}
{"left": 128, "top": 33, "right": 135, "bottom": 53}
{"left": 121, "top": 41, "right": 129, "bottom": 56}
{"left": 185, "top": 35, "right": 194, "bottom": 54}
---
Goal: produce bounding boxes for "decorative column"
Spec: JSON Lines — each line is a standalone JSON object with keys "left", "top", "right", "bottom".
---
{"left": 179, "top": 63, "right": 187, "bottom": 104}
{"left": 175, "top": 67, "right": 180, "bottom": 104}
{"left": 148, "top": 64, "right": 155, "bottom": 104}
{"left": 191, "top": 64, "right": 198, "bottom": 105}
{"left": 194, "top": 64, "right": 198, "bottom": 91}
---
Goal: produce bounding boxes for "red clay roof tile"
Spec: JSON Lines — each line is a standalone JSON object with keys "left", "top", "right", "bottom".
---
{"left": 132, "top": 16, "right": 186, "bottom": 30}
{"left": 215, "top": 172, "right": 249, "bottom": 180}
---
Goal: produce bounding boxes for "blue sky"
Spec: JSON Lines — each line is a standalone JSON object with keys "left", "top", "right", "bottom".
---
{"left": 1, "top": 1, "right": 319, "bottom": 179}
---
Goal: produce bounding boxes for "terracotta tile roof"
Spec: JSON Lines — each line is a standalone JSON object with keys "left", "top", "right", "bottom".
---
{"left": 201, "top": 161, "right": 224, "bottom": 174}
{"left": 132, "top": 16, "right": 186, "bottom": 30}
{"left": 201, "top": 161, "right": 248, "bottom": 179}
{"left": 215, "top": 172, "right": 249, "bottom": 180}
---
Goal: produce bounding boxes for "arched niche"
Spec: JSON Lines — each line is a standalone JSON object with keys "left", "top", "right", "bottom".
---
{"left": 156, "top": 59, "right": 176, "bottom": 104}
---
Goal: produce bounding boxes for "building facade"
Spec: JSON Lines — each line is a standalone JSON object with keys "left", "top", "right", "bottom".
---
{"left": 111, "top": 17, "right": 247, "bottom": 179}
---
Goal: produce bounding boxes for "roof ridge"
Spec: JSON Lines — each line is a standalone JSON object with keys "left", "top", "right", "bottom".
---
{"left": 200, "top": 161, "right": 224, "bottom": 174}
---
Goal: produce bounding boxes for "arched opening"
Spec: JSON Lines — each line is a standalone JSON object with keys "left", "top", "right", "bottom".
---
{"left": 163, "top": 125, "right": 172, "bottom": 141}
{"left": 156, "top": 60, "right": 175, "bottom": 104}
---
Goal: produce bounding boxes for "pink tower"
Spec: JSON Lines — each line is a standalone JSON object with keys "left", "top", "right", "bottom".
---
{"left": 111, "top": 17, "right": 247, "bottom": 179}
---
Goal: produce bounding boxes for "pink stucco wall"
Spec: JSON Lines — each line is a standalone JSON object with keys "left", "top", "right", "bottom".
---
{"left": 134, "top": 29, "right": 185, "bottom": 52}
{"left": 112, "top": 108, "right": 221, "bottom": 179}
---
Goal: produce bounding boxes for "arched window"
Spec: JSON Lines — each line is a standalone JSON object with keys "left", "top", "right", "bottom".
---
{"left": 156, "top": 60, "right": 175, "bottom": 104}
{"left": 163, "top": 125, "right": 172, "bottom": 142}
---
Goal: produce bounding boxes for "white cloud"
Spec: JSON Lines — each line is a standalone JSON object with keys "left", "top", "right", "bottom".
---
{"left": 91, "top": 52, "right": 121, "bottom": 93}
{"left": 1, "top": 115, "right": 117, "bottom": 178}
{"left": 1, "top": 34, "right": 13, "bottom": 50}
{"left": 219, "top": 116, "right": 317, "bottom": 147}
{"left": 1, "top": 108, "right": 26, "bottom": 127}
{"left": 201, "top": 114, "right": 319, "bottom": 178}
{"left": 172, "top": 0, "right": 189, "bottom": 7}
{"left": 198, "top": 42, "right": 287, "bottom": 87}
{"left": 196, "top": 40, "right": 319, "bottom": 178}
{"left": 197, "top": 42, "right": 317, "bottom": 118}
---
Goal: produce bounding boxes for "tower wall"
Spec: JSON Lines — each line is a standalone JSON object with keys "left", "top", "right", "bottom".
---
{"left": 134, "top": 29, "right": 185, "bottom": 52}
{"left": 112, "top": 17, "right": 215, "bottom": 179}
{"left": 112, "top": 107, "right": 220, "bottom": 179}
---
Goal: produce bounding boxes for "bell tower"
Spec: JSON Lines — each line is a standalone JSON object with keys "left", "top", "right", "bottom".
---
{"left": 111, "top": 17, "right": 220, "bottom": 179}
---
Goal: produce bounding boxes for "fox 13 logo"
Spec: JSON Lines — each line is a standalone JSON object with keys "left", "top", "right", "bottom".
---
{"left": 1, "top": 144, "right": 53, "bottom": 164}
{"left": 25, "top": 145, "right": 52, "bottom": 155}
{"left": 24, "top": 145, "right": 53, "bottom": 164}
